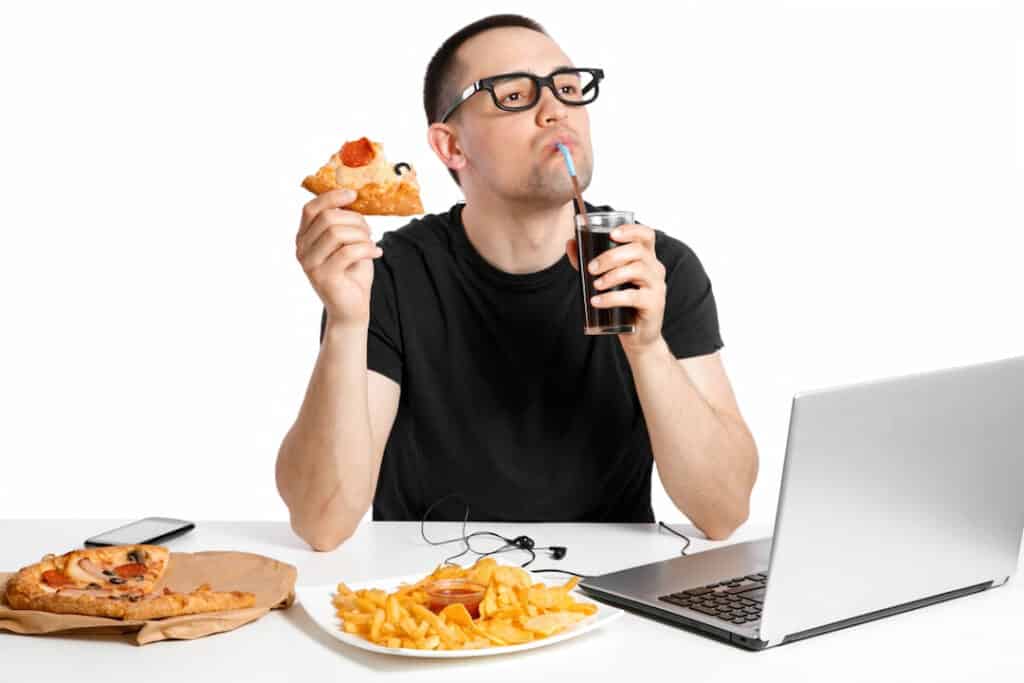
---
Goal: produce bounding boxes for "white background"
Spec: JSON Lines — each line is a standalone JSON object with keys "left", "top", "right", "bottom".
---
{"left": 1, "top": 0, "right": 1021, "bottom": 531}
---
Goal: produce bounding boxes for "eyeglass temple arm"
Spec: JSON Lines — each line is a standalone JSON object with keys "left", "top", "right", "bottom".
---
{"left": 442, "top": 82, "right": 482, "bottom": 122}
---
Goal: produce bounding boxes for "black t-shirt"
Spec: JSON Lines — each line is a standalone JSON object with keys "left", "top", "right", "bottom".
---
{"left": 319, "top": 202, "right": 723, "bottom": 523}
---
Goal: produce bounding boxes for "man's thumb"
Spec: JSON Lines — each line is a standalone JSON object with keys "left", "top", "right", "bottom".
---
{"left": 565, "top": 238, "right": 579, "bottom": 271}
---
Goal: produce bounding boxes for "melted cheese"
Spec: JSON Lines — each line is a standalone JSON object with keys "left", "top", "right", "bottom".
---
{"left": 332, "top": 141, "right": 414, "bottom": 189}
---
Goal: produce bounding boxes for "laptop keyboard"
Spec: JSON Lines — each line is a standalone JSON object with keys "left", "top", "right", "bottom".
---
{"left": 658, "top": 572, "right": 768, "bottom": 626}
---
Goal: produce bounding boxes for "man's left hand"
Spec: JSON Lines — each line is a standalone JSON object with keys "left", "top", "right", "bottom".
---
{"left": 566, "top": 223, "right": 666, "bottom": 354}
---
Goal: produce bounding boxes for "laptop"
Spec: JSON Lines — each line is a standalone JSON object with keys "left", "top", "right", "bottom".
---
{"left": 579, "top": 355, "right": 1024, "bottom": 650}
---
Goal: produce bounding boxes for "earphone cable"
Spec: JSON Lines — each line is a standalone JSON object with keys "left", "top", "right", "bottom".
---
{"left": 658, "top": 521, "right": 692, "bottom": 555}
{"left": 419, "top": 494, "right": 574, "bottom": 571}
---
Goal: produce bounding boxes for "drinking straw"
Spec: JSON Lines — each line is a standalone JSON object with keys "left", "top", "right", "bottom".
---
{"left": 555, "top": 142, "right": 577, "bottom": 177}
{"left": 555, "top": 143, "right": 588, "bottom": 218}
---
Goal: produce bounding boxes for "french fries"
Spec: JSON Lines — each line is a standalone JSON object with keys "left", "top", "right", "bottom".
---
{"left": 332, "top": 558, "right": 598, "bottom": 651}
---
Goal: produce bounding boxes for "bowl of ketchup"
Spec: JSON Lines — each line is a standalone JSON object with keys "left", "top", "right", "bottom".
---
{"left": 424, "top": 579, "right": 487, "bottom": 618}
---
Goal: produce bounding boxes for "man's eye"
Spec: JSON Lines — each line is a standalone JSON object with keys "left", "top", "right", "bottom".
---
{"left": 560, "top": 85, "right": 578, "bottom": 95}
{"left": 502, "top": 92, "right": 522, "bottom": 104}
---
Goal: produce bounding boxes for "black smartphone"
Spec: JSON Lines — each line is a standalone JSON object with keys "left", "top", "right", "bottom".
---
{"left": 84, "top": 517, "right": 195, "bottom": 547}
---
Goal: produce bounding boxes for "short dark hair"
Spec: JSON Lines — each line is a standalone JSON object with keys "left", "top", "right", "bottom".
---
{"left": 423, "top": 14, "right": 548, "bottom": 185}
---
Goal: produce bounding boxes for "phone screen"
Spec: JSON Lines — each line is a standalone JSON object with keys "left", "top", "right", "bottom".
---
{"left": 86, "top": 517, "right": 194, "bottom": 546}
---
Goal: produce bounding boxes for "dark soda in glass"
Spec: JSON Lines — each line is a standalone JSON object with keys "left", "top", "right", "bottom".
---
{"left": 575, "top": 211, "right": 638, "bottom": 335}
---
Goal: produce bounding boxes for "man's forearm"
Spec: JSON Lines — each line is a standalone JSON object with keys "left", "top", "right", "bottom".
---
{"left": 276, "top": 323, "right": 374, "bottom": 550}
{"left": 626, "top": 338, "right": 757, "bottom": 539}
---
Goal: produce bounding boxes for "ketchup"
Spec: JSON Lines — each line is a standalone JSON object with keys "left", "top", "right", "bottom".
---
{"left": 424, "top": 580, "right": 485, "bottom": 618}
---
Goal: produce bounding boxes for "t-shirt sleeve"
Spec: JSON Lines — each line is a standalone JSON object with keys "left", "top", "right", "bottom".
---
{"left": 318, "top": 251, "right": 404, "bottom": 385}
{"left": 658, "top": 235, "right": 724, "bottom": 359}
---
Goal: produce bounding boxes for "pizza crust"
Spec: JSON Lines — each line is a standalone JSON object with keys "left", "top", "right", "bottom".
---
{"left": 123, "top": 586, "right": 255, "bottom": 620}
{"left": 7, "top": 582, "right": 255, "bottom": 620}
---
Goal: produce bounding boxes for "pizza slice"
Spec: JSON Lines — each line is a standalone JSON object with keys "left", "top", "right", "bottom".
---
{"left": 302, "top": 137, "right": 424, "bottom": 216}
{"left": 4, "top": 545, "right": 256, "bottom": 619}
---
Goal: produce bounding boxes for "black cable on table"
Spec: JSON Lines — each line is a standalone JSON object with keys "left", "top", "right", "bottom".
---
{"left": 658, "top": 521, "right": 692, "bottom": 555}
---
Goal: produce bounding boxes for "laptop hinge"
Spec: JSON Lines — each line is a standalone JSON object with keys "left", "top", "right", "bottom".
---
{"left": 990, "top": 576, "right": 1010, "bottom": 588}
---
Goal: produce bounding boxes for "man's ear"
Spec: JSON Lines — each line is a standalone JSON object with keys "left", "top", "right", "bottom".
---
{"left": 427, "top": 123, "right": 466, "bottom": 174}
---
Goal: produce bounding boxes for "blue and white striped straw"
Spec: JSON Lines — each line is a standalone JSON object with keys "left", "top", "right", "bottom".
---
{"left": 555, "top": 142, "right": 577, "bottom": 177}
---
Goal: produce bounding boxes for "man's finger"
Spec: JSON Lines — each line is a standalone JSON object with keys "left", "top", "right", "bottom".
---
{"left": 319, "top": 241, "right": 383, "bottom": 273}
{"left": 298, "top": 209, "right": 370, "bottom": 254}
{"left": 591, "top": 287, "right": 652, "bottom": 310}
{"left": 298, "top": 224, "right": 372, "bottom": 263}
{"left": 301, "top": 221, "right": 375, "bottom": 271}
{"left": 610, "top": 224, "right": 656, "bottom": 249}
{"left": 299, "top": 188, "right": 358, "bottom": 235}
{"left": 587, "top": 243, "right": 648, "bottom": 276}
{"left": 593, "top": 263, "right": 657, "bottom": 292}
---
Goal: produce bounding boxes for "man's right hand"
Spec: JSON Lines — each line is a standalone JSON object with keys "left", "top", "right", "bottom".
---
{"left": 296, "top": 189, "right": 383, "bottom": 328}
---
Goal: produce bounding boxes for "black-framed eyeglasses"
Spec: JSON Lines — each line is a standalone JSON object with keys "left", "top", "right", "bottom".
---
{"left": 440, "top": 67, "right": 605, "bottom": 123}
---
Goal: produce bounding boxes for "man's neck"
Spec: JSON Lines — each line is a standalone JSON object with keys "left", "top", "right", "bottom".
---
{"left": 461, "top": 195, "right": 576, "bottom": 275}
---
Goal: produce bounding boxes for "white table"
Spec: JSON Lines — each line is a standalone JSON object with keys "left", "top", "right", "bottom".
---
{"left": 1, "top": 519, "right": 1021, "bottom": 682}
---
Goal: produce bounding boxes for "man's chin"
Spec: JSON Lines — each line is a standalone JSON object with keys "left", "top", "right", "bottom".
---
{"left": 522, "top": 167, "right": 590, "bottom": 205}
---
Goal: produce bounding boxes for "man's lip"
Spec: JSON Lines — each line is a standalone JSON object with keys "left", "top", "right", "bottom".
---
{"left": 548, "top": 137, "right": 577, "bottom": 152}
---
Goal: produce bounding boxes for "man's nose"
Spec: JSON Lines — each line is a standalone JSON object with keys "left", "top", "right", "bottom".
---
{"left": 535, "top": 85, "right": 569, "bottom": 125}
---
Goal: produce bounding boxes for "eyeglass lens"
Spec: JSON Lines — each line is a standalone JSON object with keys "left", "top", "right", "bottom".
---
{"left": 491, "top": 70, "right": 598, "bottom": 111}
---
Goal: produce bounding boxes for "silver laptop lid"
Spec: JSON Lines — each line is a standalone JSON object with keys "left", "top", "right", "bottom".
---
{"left": 759, "top": 355, "right": 1024, "bottom": 642}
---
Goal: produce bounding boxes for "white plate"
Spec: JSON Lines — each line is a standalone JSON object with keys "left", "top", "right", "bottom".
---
{"left": 296, "top": 573, "right": 623, "bottom": 658}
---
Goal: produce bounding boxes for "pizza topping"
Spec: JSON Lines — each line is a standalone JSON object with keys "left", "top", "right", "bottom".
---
{"left": 340, "top": 137, "right": 375, "bottom": 167}
{"left": 108, "top": 577, "right": 127, "bottom": 585}
{"left": 41, "top": 570, "right": 74, "bottom": 588}
{"left": 394, "top": 162, "right": 411, "bottom": 176}
{"left": 114, "top": 563, "right": 147, "bottom": 578}
{"left": 127, "top": 549, "right": 146, "bottom": 564}
{"left": 78, "top": 558, "right": 110, "bottom": 582}
{"left": 55, "top": 584, "right": 117, "bottom": 598}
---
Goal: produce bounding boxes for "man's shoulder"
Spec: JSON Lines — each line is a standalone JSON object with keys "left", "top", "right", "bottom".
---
{"left": 652, "top": 229, "right": 698, "bottom": 266}
{"left": 378, "top": 205, "right": 457, "bottom": 255}
{"left": 628, "top": 211, "right": 701, "bottom": 274}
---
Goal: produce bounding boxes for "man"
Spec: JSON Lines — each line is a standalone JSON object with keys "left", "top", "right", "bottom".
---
{"left": 276, "top": 14, "right": 758, "bottom": 552}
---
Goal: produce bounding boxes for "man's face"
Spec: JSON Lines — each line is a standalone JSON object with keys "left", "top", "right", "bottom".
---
{"left": 447, "top": 27, "right": 594, "bottom": 205}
